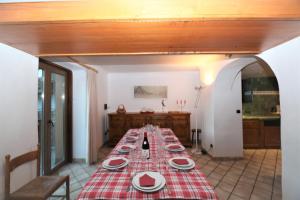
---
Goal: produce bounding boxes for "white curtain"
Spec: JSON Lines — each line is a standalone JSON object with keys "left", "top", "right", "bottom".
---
{"left": 87, "top": 70, "right": 100, "bottom": 164}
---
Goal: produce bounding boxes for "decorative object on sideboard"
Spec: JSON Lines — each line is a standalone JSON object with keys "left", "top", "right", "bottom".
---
{"left": 176, "top": 99, "right": 186, "bottom": 112}
{"left": 140, "top": 107, "right": 155, "bottom": 114}
{"left": 117, "top": 104, "right": 126, "bottom": 114}
{"left": 161, "top": 99, "right": 167, "bottom": 112}
{"left": 134, "top": 86, "right": 167, "bottom": 98}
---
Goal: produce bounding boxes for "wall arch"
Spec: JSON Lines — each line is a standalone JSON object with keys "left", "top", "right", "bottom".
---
{"left": 212, "top": 57, "right": 256, "bottom": 157}
{"left": 212, "top": 56, "right": 280, "bottom": 158}
{"left": 199, "top": 37, "right": 299, "bottom": 199}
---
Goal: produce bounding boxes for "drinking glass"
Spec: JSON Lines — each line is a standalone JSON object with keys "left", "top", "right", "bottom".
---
{"left": 128, "top": 147, "right": 136, "bottom": 177}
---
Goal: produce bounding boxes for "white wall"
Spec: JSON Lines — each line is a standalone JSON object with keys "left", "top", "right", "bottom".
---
{"left": 72, "top": 69, "right": 88, "bottom": 160}
{"left": 213, "top": 58, "right": 256, "bottom": 157}
{"left": 258, "top": 37, "right": 300, "bottom": 200}
{"left": 0, "top": 43, "right": 38, "bottom": 199}
{"left": 198, "top": 85, "right": 215, "bottom": 153}
{"left": 198, "top": 59, "right": 236, "bottom": 154}
{"left": 107, "top": 71, "right": 200, "bottom": 130}
{"left": 95, "top": 67, "right": 108, "bottom": 146}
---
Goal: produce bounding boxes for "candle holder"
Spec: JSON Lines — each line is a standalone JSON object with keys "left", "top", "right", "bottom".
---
{"left": 176, "top": 99, "right": 187, "bottom": 112}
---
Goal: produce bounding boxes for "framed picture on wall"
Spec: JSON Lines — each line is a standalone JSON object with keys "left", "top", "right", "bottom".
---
{"left": 134, "top": 86, "right": 168, "bottom": 98}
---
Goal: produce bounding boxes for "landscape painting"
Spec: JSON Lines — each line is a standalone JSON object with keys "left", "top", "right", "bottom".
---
{"left": 134, "top": 86, "right": 168, "bottom": 98}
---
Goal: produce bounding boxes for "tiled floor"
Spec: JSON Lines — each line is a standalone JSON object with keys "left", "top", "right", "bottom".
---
{"left": 51, "top": 147, "right": 282, "bottom": 200}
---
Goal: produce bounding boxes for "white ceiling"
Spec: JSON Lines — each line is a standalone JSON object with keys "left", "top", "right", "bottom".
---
{"left": 45, "top": 54, "right": 248, "bottom": 72}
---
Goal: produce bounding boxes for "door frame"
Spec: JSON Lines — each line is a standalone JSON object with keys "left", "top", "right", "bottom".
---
{"left": 39, "top": 59, "right": 73, "bottom": 175}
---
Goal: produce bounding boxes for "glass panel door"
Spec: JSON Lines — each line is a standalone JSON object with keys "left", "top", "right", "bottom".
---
{"left": 38, "top": 60, "right": 71, "bottom": 175}
{"left": 38, "top": 69, "right": 45, "bottom": 175}
{"left": 50, "top": 73, "right": 66, "bottom": 169}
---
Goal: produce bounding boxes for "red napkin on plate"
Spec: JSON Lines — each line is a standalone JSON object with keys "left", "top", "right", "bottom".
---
{"left": 173, "top": 158, "right": 189, "bottom": 165}
{"left": 139, "top": 174, "right": 156, "bottom": 187}
{"left": 121, "top": 146, "right": 130, "bottom": 150}
{"left": 168, "top": 145, "right": 181, "bottom": 149}
{"left": 109, "top": 159, "right": 125, "bottom": 166}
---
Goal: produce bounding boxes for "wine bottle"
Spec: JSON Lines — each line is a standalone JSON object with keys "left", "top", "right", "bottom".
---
{"left": 142, "top": 132, "right": 150, "bottom": 159}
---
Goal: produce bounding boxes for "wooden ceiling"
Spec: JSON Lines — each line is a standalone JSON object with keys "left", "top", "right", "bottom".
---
{"left": 0, "top": 0, "right": 300, "bottom": 56}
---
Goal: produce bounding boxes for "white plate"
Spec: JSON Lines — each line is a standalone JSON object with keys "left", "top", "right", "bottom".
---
{"left": 132, "top": 171, "right": 166, "bottom": 192}
{"left": 126, "top": 136, "right": 138, "bottom": 142}
{"left": 132, "top": 173, "right": 162, "bottom": 191}
{"left": 165, "top": 144, "right": 185, "bottom": 152}
{"left": 168, "top": 157, "right": 195, "bottom": 170}
{"left": 102, "top": 157, "right": 129, "bottom": 170}
{"left": 117, "top": 144, "right": 136, "bottom": 153}
{"left": 129, "top": 132, "right": 140, "bottom": 136}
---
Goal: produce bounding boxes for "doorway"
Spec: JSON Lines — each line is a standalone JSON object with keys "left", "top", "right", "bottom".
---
{"left": 241, "top": 61, "right": 281, "bottom": 149}
{"left": 38, "top": 60, "right": 72, "bottom": 175}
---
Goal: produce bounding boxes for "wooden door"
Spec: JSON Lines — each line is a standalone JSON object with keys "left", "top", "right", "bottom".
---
{"left": 38, "top": 60, "right": 72, "bottom": 175}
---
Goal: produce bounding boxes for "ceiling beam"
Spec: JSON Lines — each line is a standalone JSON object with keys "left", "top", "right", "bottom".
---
{"left": 0, "top": 0, "right": 300, "bottom": 24}
{"left": 68, "top": 56, "right": 98, "bottom": 73}
{"left": 0, "top": 0, "right": 299, "bottom": 56}
{"left": 1, "top": 20, "right": 300, "bottom": 56}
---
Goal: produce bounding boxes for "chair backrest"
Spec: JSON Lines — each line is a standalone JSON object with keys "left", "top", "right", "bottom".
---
{"left": 4, "top": 144, "right": 40, "bottom": 199}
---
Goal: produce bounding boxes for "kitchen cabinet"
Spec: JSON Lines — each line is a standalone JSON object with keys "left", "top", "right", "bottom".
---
{"left": 263, "top": 119, "right": 281, "bottom": 148}
{"left": 108, "top": 112, "right": 191, "bottom": 146}
{"left": 243, "top": 118, "right": 280, "bottom": 148}
{"left": 243, "top": 119, "right": 263, "bottom": 148}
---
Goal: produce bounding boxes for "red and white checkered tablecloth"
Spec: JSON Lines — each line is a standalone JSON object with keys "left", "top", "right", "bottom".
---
{"left": 77, "top": 128, "right": 218, "bottom": 200}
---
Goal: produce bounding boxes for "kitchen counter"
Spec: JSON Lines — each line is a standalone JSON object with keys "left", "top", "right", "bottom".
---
{"left": 243, "top": 115, "right": 280, "bottom": 120}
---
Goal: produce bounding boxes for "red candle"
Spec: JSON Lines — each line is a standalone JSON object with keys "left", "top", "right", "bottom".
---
{"left": 184, "top": 100, "right": 186, "bottom": 104}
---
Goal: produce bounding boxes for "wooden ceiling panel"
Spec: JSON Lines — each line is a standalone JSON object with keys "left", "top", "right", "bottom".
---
{"left": 0, "top": 0, "right": 299, "bottom": 56}
{"left": 1, "top": 0, "right": 300, "bottom": 23}
{"left": 0, "top": 20, "right": 300, "bottom": 56}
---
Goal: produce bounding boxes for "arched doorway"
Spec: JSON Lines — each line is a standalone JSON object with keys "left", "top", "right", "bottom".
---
{"left": 241, "top": 60, "right": 281, "bottom": 149}
{"left": 211, "top": 56, "right": 282, "bottom": 199}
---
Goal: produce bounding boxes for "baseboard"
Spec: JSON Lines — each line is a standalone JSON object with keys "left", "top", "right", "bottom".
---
{"left": 211, "top": 156, "right": 243, "bottom": 161}
{"left": 201, "top": 147, "right": 243, "bottom": 161}
{"left": 72, "top": 158, "right": 86, "bottom": 164}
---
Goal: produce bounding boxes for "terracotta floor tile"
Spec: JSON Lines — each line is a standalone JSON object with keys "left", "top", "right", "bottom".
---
{"left": 232, "top": 183, "right": 253, "bottom": 199}
{"left": 218, "top": 180, "right": 236, "bottom": 193}
{"left": 250, "top": 193, "right": 271, "bottom": 200}
{"left": 252, "top": 186, "right": 272, "bottom": 199}
{"left": 215, "top": 187, "right": 230, "bottom": 200}
{"left": 254, "top": 181, "right": 273, "bottom": 192}
{"left": 228, "top": 193, "right": 247, "bottom": 200}
{"left": 214, "top": 167, "right": 228, "bottom": 176}
{"left": 207, "top": 176, "right": 220, "bottom": 187}
{"left": 209, "top": 172, "right": 224, "bottom": 180}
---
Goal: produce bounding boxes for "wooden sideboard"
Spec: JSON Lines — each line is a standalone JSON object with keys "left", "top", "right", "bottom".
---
{"left": 108, "top": 112, "right": 191, "bottom": 146}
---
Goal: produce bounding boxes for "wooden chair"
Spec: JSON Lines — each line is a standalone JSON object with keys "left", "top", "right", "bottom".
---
{"left": 4, "top": 145, "right": 70, "bottom": 200}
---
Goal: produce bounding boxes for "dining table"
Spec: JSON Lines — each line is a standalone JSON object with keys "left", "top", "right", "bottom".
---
{"left": 77, "top": 128, "right": 218, "bottom": 200}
